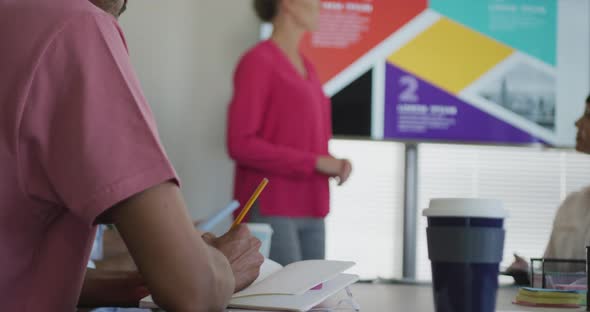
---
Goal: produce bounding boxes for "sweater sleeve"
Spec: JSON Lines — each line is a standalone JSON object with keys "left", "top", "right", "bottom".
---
{"left": 325, "top": 94, "right": 335, "bottom": 158}
{"left": 227, "top": 52, "right": 318, "bottom": 178}
{"left": 543, "top": 193, "right": 577, "bottom": 258}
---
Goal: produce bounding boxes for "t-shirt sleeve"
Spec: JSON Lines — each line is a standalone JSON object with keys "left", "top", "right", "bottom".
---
{"left": 18, "top": 12, "right": 178, "bottom": 225}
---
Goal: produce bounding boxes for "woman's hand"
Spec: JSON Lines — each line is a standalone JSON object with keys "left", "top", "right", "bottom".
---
{"left": 316, "top": 156, "right": 352, "bottom": 185}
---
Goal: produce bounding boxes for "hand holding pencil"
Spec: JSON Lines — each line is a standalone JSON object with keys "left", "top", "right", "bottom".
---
{"left": 201, "top": 178, "right": 269, "bottom": 291}
{"left": 202, "top": 223, "right": 264, "bottom": 292}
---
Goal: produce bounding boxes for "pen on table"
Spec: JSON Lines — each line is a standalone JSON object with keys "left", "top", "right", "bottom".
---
{"left": 231, "top": 178, "right": 269, "bottom": 230}
{"left": 197, "top": 200, "right": 241, "bottom": 232}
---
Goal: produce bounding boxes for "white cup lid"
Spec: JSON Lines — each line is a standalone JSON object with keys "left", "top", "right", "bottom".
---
{"left": 422, "top": 198, "right": 507, "bottom": 219}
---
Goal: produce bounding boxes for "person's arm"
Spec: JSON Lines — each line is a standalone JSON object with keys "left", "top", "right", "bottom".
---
{"left": 80, "top": 213, "right": 262, "bottom": 309}
{"left": 314, "top": 85, "right": 352, "bottom": 184}
{"left": 78, "top": 269, "right": 148, "bottom": 308}
{"left": 101, "top": 182, "right": 236, "bottom": 311}
{"left": 543, "top": 194, "right": 576, "bottom": 259}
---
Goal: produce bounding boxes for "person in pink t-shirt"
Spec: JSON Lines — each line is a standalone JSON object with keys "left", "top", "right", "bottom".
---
{"left": 0, "top": 0, "right": 263, "bottom": 311}
{"left": 227, "top": 0, "right": 352, "bottom": 266}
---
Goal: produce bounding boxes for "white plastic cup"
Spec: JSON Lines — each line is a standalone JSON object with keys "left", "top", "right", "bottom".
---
{"left": 246, "top": 223, "right": 274, "bottom": 258}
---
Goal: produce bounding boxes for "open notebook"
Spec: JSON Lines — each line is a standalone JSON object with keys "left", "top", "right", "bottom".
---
{"left": 140, "top": 259, "right": 359, "bottom": 311}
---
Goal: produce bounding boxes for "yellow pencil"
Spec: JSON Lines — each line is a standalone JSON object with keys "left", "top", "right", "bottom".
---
{"left": 231, "top": 178, "right": 269, "bottom": 229}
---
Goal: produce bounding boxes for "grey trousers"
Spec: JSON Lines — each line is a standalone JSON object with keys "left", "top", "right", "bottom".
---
{"left": 250, "top": 205, "right": 325, "bottom": 266}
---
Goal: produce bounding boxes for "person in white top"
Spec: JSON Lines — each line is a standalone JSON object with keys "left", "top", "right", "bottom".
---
{"left": 543, "top": 187, "right": 590, "bottom": 262}
{"left": 508, "top": 95, "right": 590, "bottom": 275}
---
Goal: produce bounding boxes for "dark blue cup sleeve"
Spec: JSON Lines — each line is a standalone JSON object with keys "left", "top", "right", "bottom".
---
{"left": 427, "top": 227, "right": 505, "bottom": 263}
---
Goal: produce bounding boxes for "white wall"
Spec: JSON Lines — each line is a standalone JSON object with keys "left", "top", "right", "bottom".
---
{"left": 120, "top": 0, "right": 259, "bottom": 230}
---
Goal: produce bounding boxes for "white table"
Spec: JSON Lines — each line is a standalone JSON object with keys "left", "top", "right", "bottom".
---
{"left": 349, "top": 283, "right": 586, "bottom": 312}
{"left": 161, "top": 282, "right": 587, "bottom": 312}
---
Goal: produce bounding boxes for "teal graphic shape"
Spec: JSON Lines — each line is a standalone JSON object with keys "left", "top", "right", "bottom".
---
{"left": 430, "top": 0, "right": 557, "bottom": 65}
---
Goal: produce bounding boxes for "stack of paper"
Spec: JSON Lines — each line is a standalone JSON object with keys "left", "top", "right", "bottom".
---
{"left": 514, "top": 287, "right": 586, "bottom": 308}
{"left": 140, "top": 259, "right": 359, "bottom": 312}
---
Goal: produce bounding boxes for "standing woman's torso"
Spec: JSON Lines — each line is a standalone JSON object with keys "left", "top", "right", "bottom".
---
{"left": 229, "top": 40, "right": 333, "bottom": 218}
{"left": 255, "top": 40, "right": 331, "bottom": 154}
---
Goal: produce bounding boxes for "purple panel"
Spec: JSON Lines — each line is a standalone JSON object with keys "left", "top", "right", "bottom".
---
{"left": 383, "top": 63, "right": 545, "bottom": 145}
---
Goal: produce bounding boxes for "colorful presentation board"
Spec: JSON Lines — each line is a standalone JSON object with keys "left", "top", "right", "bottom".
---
{"left": 299, "top": 0, "right": 590, "bottom": 146}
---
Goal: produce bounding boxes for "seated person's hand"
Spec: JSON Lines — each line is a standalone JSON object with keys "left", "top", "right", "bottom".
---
{"left": 505, "top": 254, "right": 530, "bottom": 286}
{"left": 202, "top": 224, "right": 264, "bottom": 292}
{"left": 507, "top": 253, "right": 529, "bottom": 273}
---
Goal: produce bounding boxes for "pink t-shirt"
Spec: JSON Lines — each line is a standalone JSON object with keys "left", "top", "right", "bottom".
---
{"left": 0, "top": 0, "right": 177, "bottom": 310}
{"left": 227, "top": 41, "right": 332, "bottom": 218}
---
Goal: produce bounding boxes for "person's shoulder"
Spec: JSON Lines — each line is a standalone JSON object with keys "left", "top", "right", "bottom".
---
{"left": 19, "top": 0, "right": 119, "bottom": 51}
{"left": 556, "top": 186, "right": 590, "bottom": 216}
{"left": 15, "top": 0, "right": 112, "bottom": 24}
{"left": 2, "top": 0, "right": 113, "bottom": 32}
{"left": 237, "top": 40, "right": 276, "bottom": 70}
{"left": 564, "top": 186, "right": 590, "bottom": 201}
{"left": 43, "top": 0, "right": 108, "bottom": 16}
{"left": 1, "top": 0, "right": 119, "bottom": 70}
{"left": 302, "top": 53, "right": 321, "bottom": 79}
{"left": 576, "top": 186, "right": 590, "bottom": 202}
{"left": 301, "top": 53, "right": 315, "bottom": 69}
{"left": 57, "top": 1, "right": 117, "bottom": 31}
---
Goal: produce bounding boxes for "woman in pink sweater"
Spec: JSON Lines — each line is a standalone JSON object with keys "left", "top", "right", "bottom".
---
{"left": 227, "top": 0, "right": 352, "bottom": 265}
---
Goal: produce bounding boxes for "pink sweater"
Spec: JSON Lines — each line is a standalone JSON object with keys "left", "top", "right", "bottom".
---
{"left": 227, "top": 40, "right": 332, "bottom": 218}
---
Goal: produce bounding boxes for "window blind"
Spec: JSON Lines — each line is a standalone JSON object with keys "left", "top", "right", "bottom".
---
{"left": 326, "top": 139, "right": 405, "bottom": 279}
{"left": 416, "top": 144, "right": 588, "bottom": 280}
